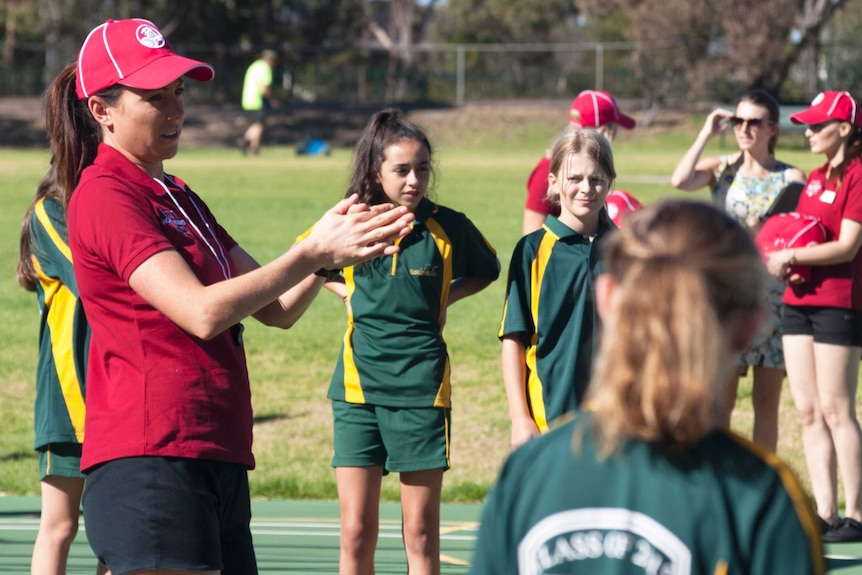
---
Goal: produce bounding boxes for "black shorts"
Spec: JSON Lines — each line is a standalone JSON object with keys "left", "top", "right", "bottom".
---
{"left": 82, "top": 457, "right": 257, "bottom": 575}
{"left": 783, "top": 305, "right": 862, "bottom": 346}
{"left": 242, "top": 100, "right": 273, "bottom": 125}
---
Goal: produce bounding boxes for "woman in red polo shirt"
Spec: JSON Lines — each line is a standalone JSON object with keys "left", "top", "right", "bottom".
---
{"left": 48, "top": 18, "right": 413, "bottom": 575}
{"left": 767, "top": 91, "right": 862, "bottom": 543}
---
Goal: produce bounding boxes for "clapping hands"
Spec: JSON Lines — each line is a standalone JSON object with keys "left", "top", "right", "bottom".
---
{"left": 306, "top": 194, "right": 415, "bottom": 270}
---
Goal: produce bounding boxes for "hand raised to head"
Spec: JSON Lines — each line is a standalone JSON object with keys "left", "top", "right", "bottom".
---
{"left": 703, "top": 108, "right": 734, "bottom": 138}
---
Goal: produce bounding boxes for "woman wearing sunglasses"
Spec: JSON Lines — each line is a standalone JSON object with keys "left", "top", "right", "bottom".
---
{"left": 766, "top": 91, "right": 862, "bottom": 542}
{"left": 671, "top": 90, "right": 805, "bottom": 453}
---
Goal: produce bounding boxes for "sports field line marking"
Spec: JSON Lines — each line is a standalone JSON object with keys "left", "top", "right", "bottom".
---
{"left": 0, "top": 518, "right": 39, "bottom": 531}
{"left": 250, "top": 517, "right": 478, "bottom": 531}
{"left": 249, "top": 529, "right": 477, "bottom": 542}
{"left": 250, "top": 527, "right": 476, "bottom": 541}
{"left": 440, "top": 553, "right": 471, "bottom": 566}
{"left": 0, "top": 516, "right": 479, "bottom": 538}
{"left": 249, "top": 517, "right": 479, "bottom": 541}
{"left": 441, "top": 521, "right": 480, "bottom": 535}
{"left": 251, "top": 516, "right": 473, "bottom": 527}
{"left": 251, "top": 516, "right": 338, "bottom": 522}
{"left": 253, "top": 521, "right": 340, "bottom": 529}
{"left": 0, "top": 522, "right": 478, "bottom": 541}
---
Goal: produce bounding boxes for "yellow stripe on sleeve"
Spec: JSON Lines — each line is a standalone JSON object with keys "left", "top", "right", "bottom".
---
{"left": 33, "top": 199, "right": 85, "bottom": 440}
{"left": 34, "top": 261, "right": 86, "bottom": 442}
{"left": 34, "top": 199, "right": 73, "bottom": 262}
{"left": 727, "top": 433, "right": 826, "bottom": 575}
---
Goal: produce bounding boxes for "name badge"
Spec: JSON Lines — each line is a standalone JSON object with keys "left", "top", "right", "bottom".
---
{"left": 820, "top": 190, "right": 837, "bottom": 204}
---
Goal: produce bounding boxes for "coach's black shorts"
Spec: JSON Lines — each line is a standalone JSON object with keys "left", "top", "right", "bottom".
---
{"left": 82, "top": 456, "right": 257, "bottom": 575}
{"left": 783, "top": 305, "right": 862, "bottom": 346}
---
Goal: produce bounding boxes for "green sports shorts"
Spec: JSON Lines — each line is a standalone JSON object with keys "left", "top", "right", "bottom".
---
{"left": 38, "top": 443, "right": 85, "bottom": 480}
{"left": 331, "top": 400, "right": 450, "bottom": 473}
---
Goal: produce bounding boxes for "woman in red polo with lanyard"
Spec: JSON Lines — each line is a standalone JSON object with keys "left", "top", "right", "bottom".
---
{"left": 767, "top": 91, "right": 862, "bottom": 543}
{"left": 51, "top": 18, "right": 413, "bottom": 575}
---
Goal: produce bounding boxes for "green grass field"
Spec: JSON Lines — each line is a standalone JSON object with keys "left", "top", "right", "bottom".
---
{"left": 0, "top": 111, "right": 840, "bottom": 504}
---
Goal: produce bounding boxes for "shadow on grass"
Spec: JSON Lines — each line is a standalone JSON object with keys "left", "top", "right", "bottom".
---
{"left": 254, "top": 412, "right": 296, "bottom": 425}
{"left": 0, "top": 451, "right": 34, "bottom": 463}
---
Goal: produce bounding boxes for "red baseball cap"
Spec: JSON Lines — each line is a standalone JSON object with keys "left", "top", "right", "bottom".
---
{"left": 755, "top": 212, "right": 827, "bottom": 282}
{"left": 76, "top": 18, "right": 214, "bottom": 99}
{"left": 605, "top": 189, "right": 642, "bottom": 228}
{"left": 569, "top": 90, "right": 636, "bottom": 130}
{"left": 789, "top": 91, "right": 862, "bottom": 128}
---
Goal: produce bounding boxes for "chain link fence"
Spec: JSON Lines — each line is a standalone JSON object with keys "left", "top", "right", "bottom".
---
{"left": 2, "top": 40, "right": 860, "bottom": 107}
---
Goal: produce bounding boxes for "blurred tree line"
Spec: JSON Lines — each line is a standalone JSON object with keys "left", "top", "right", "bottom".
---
{"left": 1, "top": 0, "right": 860, "bottom": 112}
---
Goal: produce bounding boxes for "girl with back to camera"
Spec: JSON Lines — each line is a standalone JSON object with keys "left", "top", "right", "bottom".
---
{"left": 51, "top": 18, "right": 413, "bottom": 575}
{"left": 310, "top": 108, "right": 500, "bottom": 574}
{"left": 500, "top": 127, "right": 617, "bottom": 449}
{"left": 18, "top": 165, "right": 109, "bottom": 575}
{"left": 767, "top": 91, "right": 862, "bottom": 542}
{"left": 472, "top": 199, "right": 825, "bottom": 574}
{"left": 671, "top": 89, "right": 806, "bottom": 451}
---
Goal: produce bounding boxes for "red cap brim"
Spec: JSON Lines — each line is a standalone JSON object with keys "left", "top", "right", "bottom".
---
{"left": 119, "top": 53, "right": 214, "bottom": 90}
{"left": 616, "top": 112, "right": 636, "bottom": 130}
{"left": 789, "top": 108, "right": 830, "bottom": 125}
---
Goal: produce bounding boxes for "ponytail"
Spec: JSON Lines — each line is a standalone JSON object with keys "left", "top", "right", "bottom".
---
{"left": 17, "top": 167, "right": 61, "bottom": 291}
{"left": 44, "top": 62, "right": 119, "bottom": 208}
{"left": 19, "top": 63, "right": 118, "bottom": 291}
{"left": 589, "top": 258, "right": 725, "bottom": 454}
{"left": 583, "top": 200, "right": 766, "bottom": 455}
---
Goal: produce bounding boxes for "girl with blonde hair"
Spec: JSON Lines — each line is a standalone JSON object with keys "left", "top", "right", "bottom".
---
{"left": 473, "top": 199, "right": 824, "bottom": 574}
{"left": 500, "top": 127, "right": 616, "bottom": 448}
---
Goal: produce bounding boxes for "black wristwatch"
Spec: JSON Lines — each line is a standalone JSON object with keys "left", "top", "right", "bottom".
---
{"left": 314, "top": 268, "right": 342, "bottom": 281}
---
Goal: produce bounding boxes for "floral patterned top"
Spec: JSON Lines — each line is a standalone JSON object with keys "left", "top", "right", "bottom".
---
{"left": 713, "top": 155, "right": 799, "bottom": 224}
{"left": 712, "top": 155, "right": 802, "bottom": 369}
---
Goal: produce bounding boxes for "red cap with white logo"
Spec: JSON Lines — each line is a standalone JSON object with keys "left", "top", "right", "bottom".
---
{"left": 789, "top": 91, "right": 862, "bottom": 128}
{"left": 76, "top": 18, "right": 214, "bottom": 99}
{"left": 569, "top": 90, "right": 636, "bottom": 130}
{"left": 755, "top": 212, "right": 828, "bottom": 282}
{"left": 605, "top": 190, "right": 642, "bottom": 228}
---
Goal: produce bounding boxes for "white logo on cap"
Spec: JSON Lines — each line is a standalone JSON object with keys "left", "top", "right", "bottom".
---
{"left": 811, "top": 92, "right": 825, "bottom": 106}
{"left": 136, "top": 24, "right": 165, "bottom": 49}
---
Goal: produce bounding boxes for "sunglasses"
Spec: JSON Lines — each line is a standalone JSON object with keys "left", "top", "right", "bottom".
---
{"left": 730, "top": 116, "right": 770, "bottom": 129}
{"left": 807, "top": 120, "right": 840, "bottom": 133}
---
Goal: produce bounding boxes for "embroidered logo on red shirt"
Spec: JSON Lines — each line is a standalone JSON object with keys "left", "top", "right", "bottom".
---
{"left": 158, "top": 208, "right": 191, "bottom": 236}
{"left": 805, "top": 180, "right": 822, "bottom": 197}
